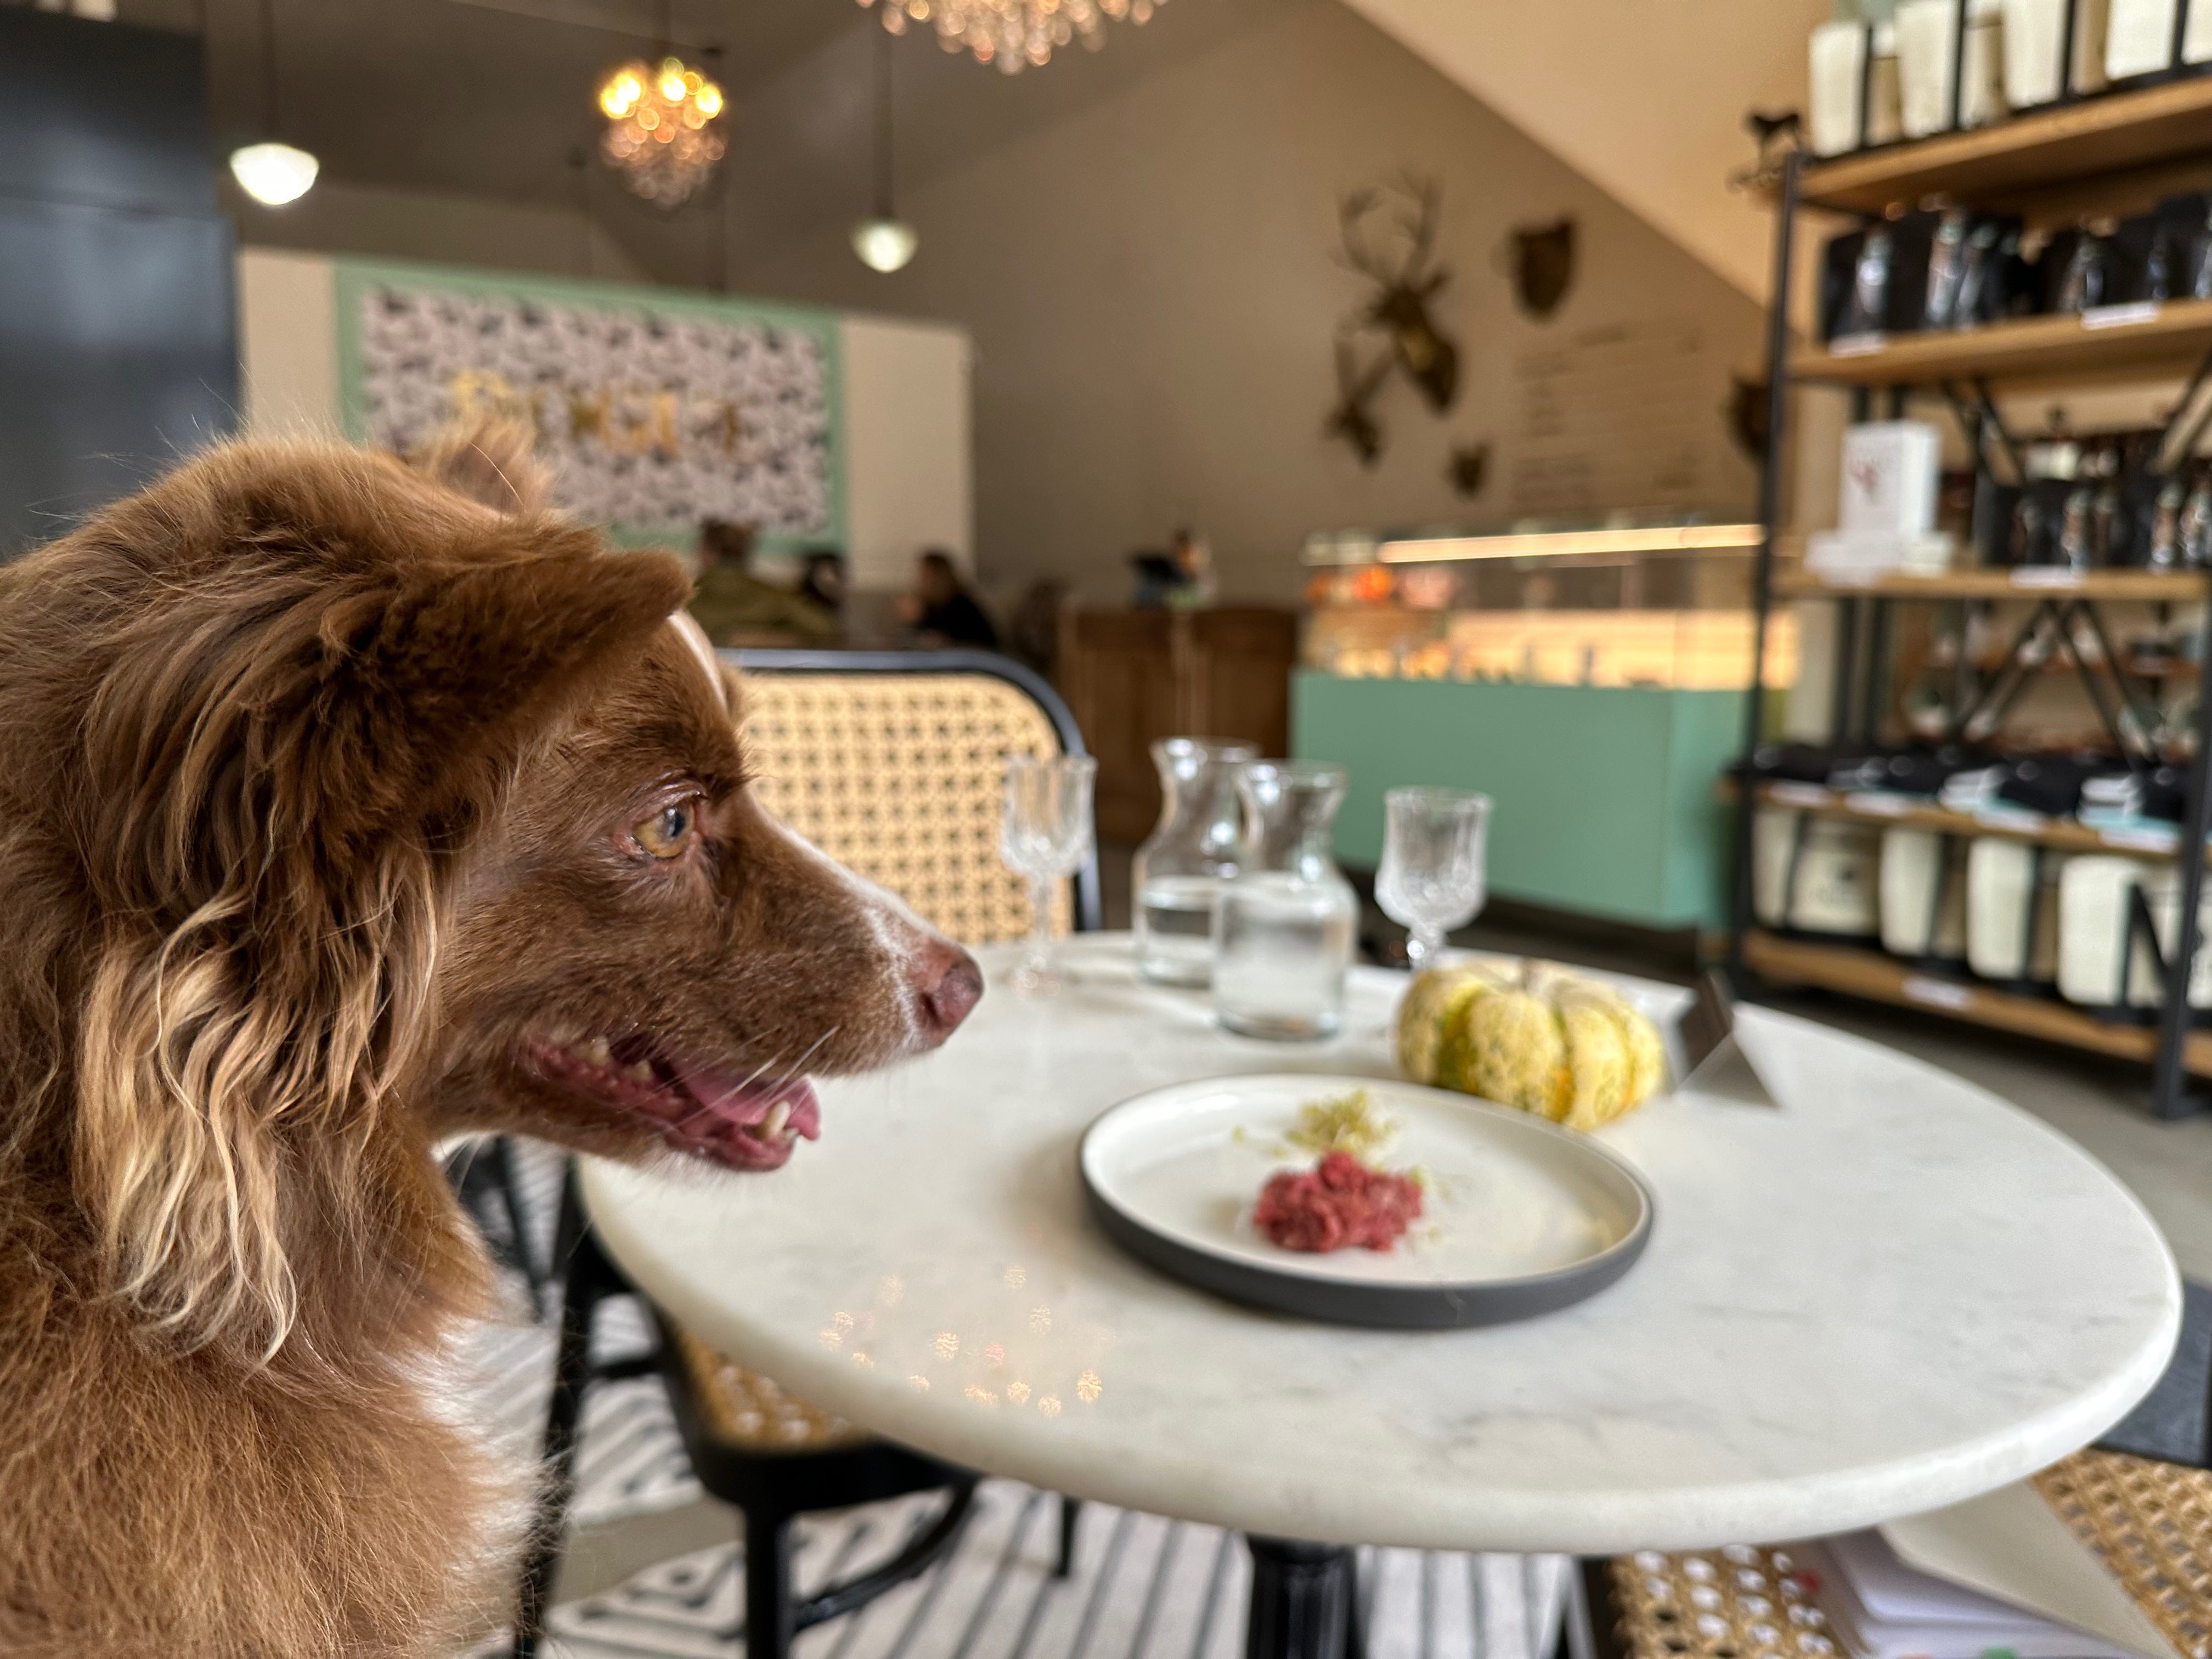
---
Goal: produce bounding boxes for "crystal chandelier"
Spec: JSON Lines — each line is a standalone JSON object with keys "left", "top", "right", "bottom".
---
{"left": 859, "top": 0, "right": 1163, "bottom": 74}
{"left": 596, "top": 55, "right": 727, "bottom": 206}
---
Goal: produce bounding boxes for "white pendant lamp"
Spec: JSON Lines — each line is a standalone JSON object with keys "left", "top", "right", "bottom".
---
{"left": 229, "top": 141, "right": 318, "bottom": 206}
{"left": 850, "top": 29, "right": 917, "bottom": 273}
{"left": 228, "top": 0, "right": 318, "bottom": 207}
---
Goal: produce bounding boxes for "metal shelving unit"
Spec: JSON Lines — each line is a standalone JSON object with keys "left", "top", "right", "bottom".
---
{"left": 1735, "top": 104, "right": 2212, "bottom": 1118}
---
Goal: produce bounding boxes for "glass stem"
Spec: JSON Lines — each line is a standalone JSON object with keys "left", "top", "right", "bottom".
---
{"left": 1027, "top": 874, "right": 1054, "bottom": 973}
{"left": 1406, "top": 927, "right": 1439, "bottom": 972}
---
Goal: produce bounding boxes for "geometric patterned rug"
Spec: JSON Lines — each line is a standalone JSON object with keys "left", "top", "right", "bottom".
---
{"left": 454, "top": 1140, "right": 1574, "bottom": 1659}
{"left": 469, "top": 1480, "right": 1572, "bottom": 1659}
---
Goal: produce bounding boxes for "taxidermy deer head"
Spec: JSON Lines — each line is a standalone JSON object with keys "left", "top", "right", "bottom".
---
{"left": 1339, "top": 176, "right": 1459, "bottom": 414}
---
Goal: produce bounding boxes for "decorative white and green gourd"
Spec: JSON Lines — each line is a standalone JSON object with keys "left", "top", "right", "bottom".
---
{"left": 1395, "top": 959, "right": 1666, "bottom": 1130}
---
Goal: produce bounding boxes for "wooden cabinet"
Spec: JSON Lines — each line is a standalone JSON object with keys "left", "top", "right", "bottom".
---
{"left": 1056, "top": 607, "right": 1298, "bottom": 843}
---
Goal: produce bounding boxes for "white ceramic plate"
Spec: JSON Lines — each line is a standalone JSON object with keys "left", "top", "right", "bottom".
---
{"left": 1078, "top": 1073, "right": 1654, "bottom": 1327}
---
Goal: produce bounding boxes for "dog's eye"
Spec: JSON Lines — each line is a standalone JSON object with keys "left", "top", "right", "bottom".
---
{"left": 634, "top": 802, "right": 695, "bottom": 860}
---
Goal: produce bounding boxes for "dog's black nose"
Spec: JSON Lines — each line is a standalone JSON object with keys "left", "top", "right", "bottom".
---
{"left": 917, "top": 944, "right": 984, "bottom": 1041}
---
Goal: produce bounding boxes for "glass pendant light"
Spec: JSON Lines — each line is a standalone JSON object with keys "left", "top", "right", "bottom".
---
{"left": 228, "top": 0, "right": 318, "bottom": 206}
{"left": 850, "top": 29, "right": 917, "bottom": 273}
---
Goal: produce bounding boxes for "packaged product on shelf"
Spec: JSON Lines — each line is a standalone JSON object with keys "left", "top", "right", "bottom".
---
{"left": 1965, "top": 839, "right": 2067, "bottom": 983}
{"left": 2143, "top": 866, "right": 2212, "bottom": 1000}
{"left": 1821, "top": 227, "right": 1895, "bottom": 341}
{"left": 1809, "top": 20, "right": 1872, "bottom": 155}
{"left": 1881, "top": 830, "right": 1973, "bottom": 961}
{"left": 2062, "top": 858, "right": 2212, "bottom": 1006}
{"left": 2057, "top": 855, "right": 2164, "bottom": 1006}
{"left": 2154, "top": 190, "right": 2212, "bottom": 297}
{"left": 1828, "top": 210, "right": 2029, "bottom": 339}
{"left": 1805, "top": 20, "right": 1911, "bottom": 154}
{"left": 1753, "top": 810, "right": 1883, "bottom": 937}
{"left": 1870, "top": 24, "right": 1906, "bottom": 143}
{"left": 2039, "top": 223, "right": 2116, "bottom": 313}
{"left": 2105, "top": 0, "right": 2176, "bottom": 75}
{"left": 1949, "top": 216, "right": 2035, "bottom": 326}
{"left": 1997, "top": 754, "right": 2101, "bottom": 816}
{"left": 1843, "top": 422, "right": 1945, "bottom": 535}
{"left": 1899, "top": 0, "right": 2009, "bottom": 136}
{"left": 1816, "top": 420, "right": 1955, "bottom": 577}
{"left": 2001, "top": 0, "right": 2112, "bottom": 105}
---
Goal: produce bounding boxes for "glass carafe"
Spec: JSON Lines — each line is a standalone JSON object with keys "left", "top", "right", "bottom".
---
{"left": 1214, "top": 760, "right": 1358, "bottom": 1041}
{"left": 1132, "top": 737, "right": 1259, "bottom": 986}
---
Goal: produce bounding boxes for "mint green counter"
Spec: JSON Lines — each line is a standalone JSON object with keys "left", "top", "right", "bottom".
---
{"left": 1291, "top": 673, "right": 1743, "bottom": 933}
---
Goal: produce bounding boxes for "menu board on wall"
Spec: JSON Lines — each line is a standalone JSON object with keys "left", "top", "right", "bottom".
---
{"left": 333, "top": 258, "right": 844, "bottom": 551}
{"left": 1508, "top": 318, "right": 1732, "bottom": 517}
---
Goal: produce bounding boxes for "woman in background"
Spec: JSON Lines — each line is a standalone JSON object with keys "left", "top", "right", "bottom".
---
{"left": 799, "top": 548, "right": 848, "bottom": 620}
{"left": 898, "top": 549, "right": 1000, "bottom": 651}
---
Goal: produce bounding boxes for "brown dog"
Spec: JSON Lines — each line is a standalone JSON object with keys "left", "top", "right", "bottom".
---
{"left": 0, "top": 426, "right": 983, "bottom": 1656}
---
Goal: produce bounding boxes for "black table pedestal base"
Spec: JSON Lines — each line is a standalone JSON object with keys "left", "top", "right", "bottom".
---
{"left": 1244, "top": 1537, "right": 1360, "bottom": 1659}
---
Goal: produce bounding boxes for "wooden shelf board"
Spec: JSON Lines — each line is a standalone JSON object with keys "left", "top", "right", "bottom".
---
{"left": 1739, "top": 780, "right": 2197, "bottom": 861}
{"left": 1798, "top": 77, "right": 2212, "bottom": 214}
{"left": 1741, "top": 928, "right": 2212, "bottom": 1075}
{"left": 1792, "top": 297, "right": 2212, "bottom": 388}
{"left": 1774, "top": 567, "right": 2212, "bottom": 600}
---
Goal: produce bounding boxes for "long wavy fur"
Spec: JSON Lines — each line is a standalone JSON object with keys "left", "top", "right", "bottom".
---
{"left": 0, "top": 421, "right": 689, "bottom": 1655}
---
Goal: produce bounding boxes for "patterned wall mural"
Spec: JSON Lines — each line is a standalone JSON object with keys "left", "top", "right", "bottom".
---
{"left": 335, "top": 260, "right": 844, "bottom": 549}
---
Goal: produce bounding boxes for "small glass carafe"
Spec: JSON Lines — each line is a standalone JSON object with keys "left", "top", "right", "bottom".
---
{"left": 1214, "top": 760, "right": 1358, "bottom": 1041}
{"left": 1132, "top": 737, "right": 1259, "bottom": 987}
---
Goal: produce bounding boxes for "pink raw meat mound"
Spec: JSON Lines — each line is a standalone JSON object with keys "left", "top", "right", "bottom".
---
{"left": 1252, "top": 1150, "right": 1423, "bottom": 1252}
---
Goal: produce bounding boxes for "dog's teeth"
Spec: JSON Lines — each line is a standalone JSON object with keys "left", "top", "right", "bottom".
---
{"left": 582, "top": 1037, "right": 612, "bottom": 1068}
{"left": 765, "top": 1102, "right": 790, "bottom": 1138}
{"left": 625, "top": 1061, "right": 653, "bottom": 1084}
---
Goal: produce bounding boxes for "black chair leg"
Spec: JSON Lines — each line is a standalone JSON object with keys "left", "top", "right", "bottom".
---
{"left": 511, "top": 1169, "right": 603, "bottom": 1659}
{"left": 747, "top": 1505, "right": 799, "bottom": 1659}
{"left": 491, "top": 1135, "right": 546, "bottom": 1321}
{"left": 1056, "top": 1496, "right": 1082, "bottom": 1577}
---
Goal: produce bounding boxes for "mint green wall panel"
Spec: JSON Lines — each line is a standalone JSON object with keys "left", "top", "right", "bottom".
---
{"left": 1290, "top": 673, "right": 1741, "bottom": 931}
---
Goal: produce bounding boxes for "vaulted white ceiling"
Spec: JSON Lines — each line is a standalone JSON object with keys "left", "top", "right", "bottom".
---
{"left": 1333, "top": 0, "right": 1827, "bottom": 301}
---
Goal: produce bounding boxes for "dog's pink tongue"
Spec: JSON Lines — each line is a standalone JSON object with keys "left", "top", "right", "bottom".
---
{"left": 670, "top": 1060, "right": 821, "bottom": 1139}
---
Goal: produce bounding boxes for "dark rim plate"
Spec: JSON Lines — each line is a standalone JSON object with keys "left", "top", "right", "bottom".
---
{"left": 1077, "top": 1073, "right": 1655, "bottom": 1330}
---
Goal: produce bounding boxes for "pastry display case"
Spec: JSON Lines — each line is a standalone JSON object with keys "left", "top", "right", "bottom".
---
{"left": 1299, "top": 520, "right": 1798, "bottom": 690}
{"left": 1291, "top": 518, "right": 1780, "bottom": 936}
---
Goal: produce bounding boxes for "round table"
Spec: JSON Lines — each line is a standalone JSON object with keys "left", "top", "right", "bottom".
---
{"left": 584, "top": 935, "right": 2180, "bottom": 1655}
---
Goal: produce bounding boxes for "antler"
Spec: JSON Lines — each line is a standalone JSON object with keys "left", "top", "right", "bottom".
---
{"left": 1336, "top": 188, "right": 1393, "bottom": 281}
{"left": 1393, "top": 173, "right": 1441, "bottom": 284}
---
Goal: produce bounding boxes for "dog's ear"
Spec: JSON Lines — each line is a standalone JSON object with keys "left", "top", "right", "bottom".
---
{"left": 73, "top": 537, "right": 687, "bottom": 1361}
{"left": 281, "top": 535, "right": 691, "bottom": 852}
{"left": 408, "top": 415, "right": 549, "bottom": 516}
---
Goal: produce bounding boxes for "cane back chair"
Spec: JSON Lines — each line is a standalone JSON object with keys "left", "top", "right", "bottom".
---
{"left": 514, "top": 650, "right": 1098, "bottom": 1659}
{"left": 1583, "top": 1448, "right": 2212, "bottom": 1659}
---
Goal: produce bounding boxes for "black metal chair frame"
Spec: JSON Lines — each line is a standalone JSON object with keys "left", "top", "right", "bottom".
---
{"left": 444, "top": 1135, "right": 548, "bottom": 1321}
{"left": 511, "top": 648, "right": 1097, "bottom": 1658}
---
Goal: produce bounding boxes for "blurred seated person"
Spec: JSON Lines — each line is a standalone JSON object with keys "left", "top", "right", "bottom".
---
{"left": 686, "top": 519, "right": 839, "bottom": 648}
{"left": 896, "top": 549, "right": 1000, "bottom": 651}
{"left": 799, "top": 548, "right": 848, "bottom": 619}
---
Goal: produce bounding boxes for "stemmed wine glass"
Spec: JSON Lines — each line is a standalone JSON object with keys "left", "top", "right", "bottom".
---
{"left": 1001, "top": 754, "right": 1098, "bottom": 995}
{"left": 1374, "top": 786, "right": 1491, "bottom": 972}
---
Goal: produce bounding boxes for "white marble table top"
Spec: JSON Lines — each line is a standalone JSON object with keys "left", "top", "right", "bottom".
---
{"left": 583, "top": 934, "right": 2181, "bottom": 1555}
